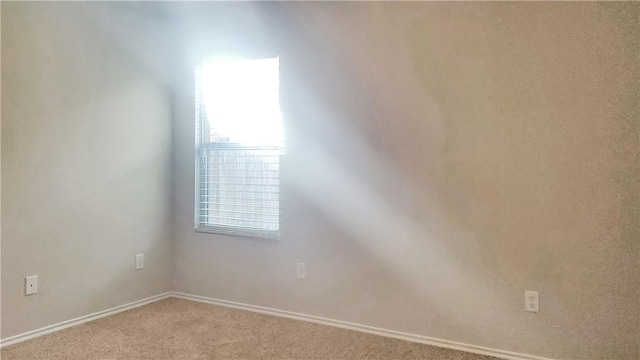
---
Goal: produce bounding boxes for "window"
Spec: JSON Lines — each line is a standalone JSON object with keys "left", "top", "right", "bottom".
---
{"left": 195, "top": 57, "right": 282, "bottom": 239}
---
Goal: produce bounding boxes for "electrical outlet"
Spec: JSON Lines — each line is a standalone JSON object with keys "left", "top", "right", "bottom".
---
{"left": 525, "top": 290, "right": 539, "bottom": 312}
{"left": 296, "top": 262, "right": 305, "bottom": 280}
{"left": 25, "top": 276, "right": 37, "bottom": 295}
{"left": 135, "top": 254, "right": 144, "bottom": 270}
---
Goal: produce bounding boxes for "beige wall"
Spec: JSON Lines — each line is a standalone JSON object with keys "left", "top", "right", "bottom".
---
{"left": 1, "top": 2, "right": 638, "bottom": 358}
{"left": 1, "top": 2, "right": 173, "bottom": 338}
{"left": 172, "top": 2, "right": 639, "bottom": 359}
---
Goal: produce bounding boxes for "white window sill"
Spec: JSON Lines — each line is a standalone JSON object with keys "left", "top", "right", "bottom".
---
{"left": 195, "top": 226, "right": 280, "bottom": 240}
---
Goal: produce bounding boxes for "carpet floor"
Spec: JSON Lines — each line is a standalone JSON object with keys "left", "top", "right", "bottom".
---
{"left": 1, "top": 298, "right": 496, "bottom": 359}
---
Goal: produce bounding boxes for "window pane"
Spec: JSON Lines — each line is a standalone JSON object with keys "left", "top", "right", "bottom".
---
{"left": 199, "top": 146, "right": 280, "bottom": 233}
{"left": 195, "top": 57, "right": 281, "bottom": 238}
{"left": 200, "top": 58, "right": 282, "bottom": 146}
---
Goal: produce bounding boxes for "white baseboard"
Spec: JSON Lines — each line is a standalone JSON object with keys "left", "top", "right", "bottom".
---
{"left": 171, "top": 291, "right": 554, "bottom": 360}
{"left": 0, "top": 292, "right": 172, "bottom": 348}
{"left": 0, "top": 291, "right": 553, "bottom": 360}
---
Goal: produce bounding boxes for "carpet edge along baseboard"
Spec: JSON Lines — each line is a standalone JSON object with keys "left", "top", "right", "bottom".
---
{"left": 1, "top": 291, "right": 554, "bottom": 360}
{"left": 0, "top": 292, "right": 173, "bottom": 347}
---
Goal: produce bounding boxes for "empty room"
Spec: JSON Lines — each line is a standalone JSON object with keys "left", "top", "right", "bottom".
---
{"left": 1, "top": 1, "right": 638, "bottom": 359}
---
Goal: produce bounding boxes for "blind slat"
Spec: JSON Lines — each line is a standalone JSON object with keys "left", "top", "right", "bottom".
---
{"left": 198, "top": 215, "right": 280, "bottom": 224}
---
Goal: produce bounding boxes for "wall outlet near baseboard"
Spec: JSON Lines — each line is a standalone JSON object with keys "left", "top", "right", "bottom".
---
{"left": 296, "top": 262, "right": 305, "bottom": 280}
{"left": 135, "top": 254, "right": 144, "bottom": 270}
{"left": 525, "top": 290, "right": 539, "bottom": 312}
{"left": 25, "top": 276, "right": 37, "bottom": 295}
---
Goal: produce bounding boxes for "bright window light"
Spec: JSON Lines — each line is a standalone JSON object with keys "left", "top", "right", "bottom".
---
{"left": 195, "top": 57, "right": 282, "bottom": 239}
{"left": 200, "top": 57, "right": 282, "bottom": 146}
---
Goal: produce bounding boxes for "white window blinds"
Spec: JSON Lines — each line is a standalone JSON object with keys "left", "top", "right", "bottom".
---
{"left": 195, "top": 57, "right": 282, "bottom": 239}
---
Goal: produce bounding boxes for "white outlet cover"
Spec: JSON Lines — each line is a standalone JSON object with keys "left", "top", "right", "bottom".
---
{"left": 136, "top": 254, "right": 144, "bottom": 270}
{"left": 525, "top": 290, "right": 539, "bottom": 313}
{"left": 296, "top": 262, "right": 305, "bottom": 280}
{"left": 25, "top": 276, "right": 37, "bottom": 295}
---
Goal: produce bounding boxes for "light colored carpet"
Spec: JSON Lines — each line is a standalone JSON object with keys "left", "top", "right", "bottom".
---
{"left": 1, "top": 298, "right": 496, "bottom": 359}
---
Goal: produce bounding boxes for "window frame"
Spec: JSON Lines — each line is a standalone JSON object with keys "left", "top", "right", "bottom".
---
{"left": 193, "top": 58, "right": 282, "bottom": 240}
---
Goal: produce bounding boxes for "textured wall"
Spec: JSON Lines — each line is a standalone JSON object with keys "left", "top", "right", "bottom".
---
{"left": 1, "top": 2, "right": 174, "bottom": 338}
{"left": 172, "top": 2, "right": 639, "bottom": 359}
